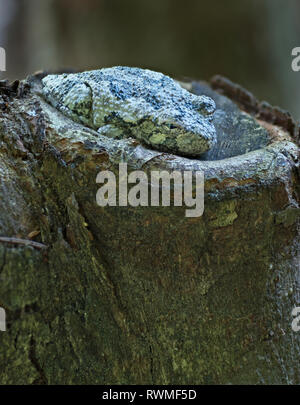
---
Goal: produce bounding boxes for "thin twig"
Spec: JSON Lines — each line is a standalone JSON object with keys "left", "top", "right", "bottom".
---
{"left": 0, "top": 236, "right": 48, "bottom": 250}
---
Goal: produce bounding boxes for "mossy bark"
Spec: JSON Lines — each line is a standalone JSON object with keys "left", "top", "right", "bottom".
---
{"left": 0, "top": 74, "right": 299, "bottom": 384}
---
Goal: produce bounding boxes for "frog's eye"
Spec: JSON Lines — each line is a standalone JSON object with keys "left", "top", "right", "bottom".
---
{"left": 63, "top": 82, "right": 92, "bottom": 120}
{"left": 192, "top": 95, "right": 215, "bottom": 116}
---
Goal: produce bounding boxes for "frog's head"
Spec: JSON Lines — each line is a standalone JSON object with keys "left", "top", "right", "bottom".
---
{"left": 134, "top": 93, "right": 217, "bottom": 157}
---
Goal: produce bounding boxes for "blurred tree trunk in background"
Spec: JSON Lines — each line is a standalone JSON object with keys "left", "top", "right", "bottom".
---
{"left": 1, "top": 0, "right": 300, "bottom": 118}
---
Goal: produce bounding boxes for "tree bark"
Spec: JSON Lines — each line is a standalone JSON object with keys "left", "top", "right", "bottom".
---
{"left": 0, "top": 73, "right": 299, "bottom": 384}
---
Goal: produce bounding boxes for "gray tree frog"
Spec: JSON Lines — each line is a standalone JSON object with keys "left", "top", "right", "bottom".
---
{"left": 42, "top": 66, "right": 216, "bottom": 157}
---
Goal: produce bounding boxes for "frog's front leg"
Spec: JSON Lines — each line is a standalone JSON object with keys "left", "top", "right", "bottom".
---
{"left": 97, "top": 124, "right": 125, "bottom": 139}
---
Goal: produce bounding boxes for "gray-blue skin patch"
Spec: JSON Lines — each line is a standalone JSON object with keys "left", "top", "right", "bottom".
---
{"left": 42, "top": 66, "right": 216, "bottom": 157}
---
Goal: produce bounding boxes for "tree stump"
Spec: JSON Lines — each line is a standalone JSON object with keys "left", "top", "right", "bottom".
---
{"left": 0, "top": 72, "right": 299, "bottom": 384}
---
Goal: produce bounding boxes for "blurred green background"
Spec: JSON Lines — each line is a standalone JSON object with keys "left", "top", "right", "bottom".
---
{"left": 0, "top": 0, "right": 299, "bottom": 118}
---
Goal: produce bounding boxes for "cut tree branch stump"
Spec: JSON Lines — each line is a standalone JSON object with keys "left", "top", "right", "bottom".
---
{"left": 0, "top": 72, "right": 299, "bottom": 384}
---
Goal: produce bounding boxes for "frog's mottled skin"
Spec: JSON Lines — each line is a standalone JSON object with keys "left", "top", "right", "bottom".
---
{"left": 42, "top": 66, "right": 216, "bottom": 156}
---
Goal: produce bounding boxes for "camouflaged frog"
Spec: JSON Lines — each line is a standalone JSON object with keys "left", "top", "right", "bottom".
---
{"left": 42, "top": 66, "right": 216, "bottom": 157}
